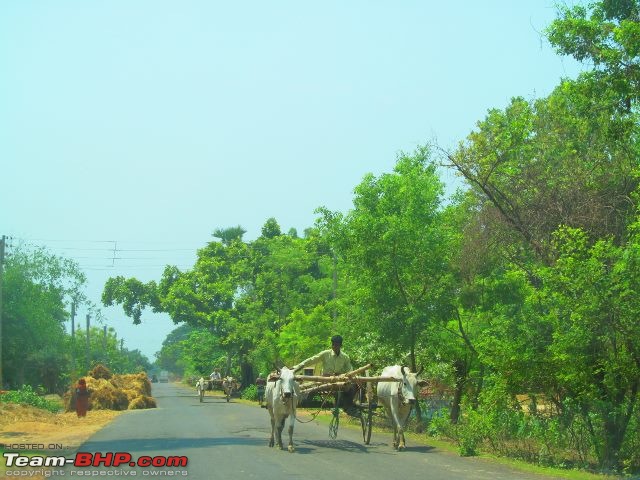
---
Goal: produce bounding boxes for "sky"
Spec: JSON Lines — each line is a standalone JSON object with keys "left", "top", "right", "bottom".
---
{"left": 0, "top": 1, "right": 582, "bottom": 361}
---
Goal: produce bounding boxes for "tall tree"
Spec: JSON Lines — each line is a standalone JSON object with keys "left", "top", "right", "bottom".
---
{"left": 323, "top": 146, "right": 452, "bottom": 372}
{"left": 2, "top": 246, "right": 86, "bottom": 391}
{"left": 534, "top": 225, "right": 640, "bottom": 470}
{"left": 547, "top": 0, "right": 640, "bottom": 110}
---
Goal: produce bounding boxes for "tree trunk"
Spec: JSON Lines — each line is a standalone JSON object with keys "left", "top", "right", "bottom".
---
{"left": 240, "top": 358, "right": 253, "bottom": 388}
{"left": 597, "top": 380, "right": 638, "bottom": 472}
{"left": 450, "top": 359, "right": 467, "bottom": 424}
{"left": 471, "top": 364, "right": 484, "bottom": 410}
{"left": 409, "top": 330, "right": 425, "bottom": 432}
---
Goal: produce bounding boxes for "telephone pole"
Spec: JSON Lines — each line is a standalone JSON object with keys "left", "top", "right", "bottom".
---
{"left": 85, "top": 314, "right": 91, "bottom": 373}
{"left": 70, "top": 302, "right": 76, "bottom": 371}
{"left": 332, "top": 250, "right": 337, "bottom": 331}
{"left": 103, "top": 325, "right": 107, "bottom": 363}
{"left": 0, "top": 235, "right": 6, "bottom": 388}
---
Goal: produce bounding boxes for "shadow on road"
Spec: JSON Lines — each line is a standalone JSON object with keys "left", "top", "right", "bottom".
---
{"left": 400, "top": 445, "right": 435, "bottom": 453}
{"left": 299, "top": 439, "right": 368, "bottom": 454}
{"left": 189, "top": 400, "right": 237, "bottom": 405}
{"left": 80, "top": 436, "right": 266, "bottom": 452}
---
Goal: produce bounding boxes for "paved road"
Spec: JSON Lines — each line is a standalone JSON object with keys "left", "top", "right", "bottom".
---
{"left": 62, "top": 382, "right": 563, "bottom": 479}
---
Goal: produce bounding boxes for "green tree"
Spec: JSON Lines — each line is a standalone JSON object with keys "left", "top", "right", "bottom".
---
{"left": 69, "top": 326, "right": 151, "bottom": 377}
{"left": 2, "top": 246, "right": 86, "bottom": 392}
{"left": 331, "top": 147, "right": 451, "bottom": 369}
{"left": 547, "top": 0, "right": 640, "bottom": 111}
{"left": 260, "top": 217, "right": 282, "bottom": 239}
{"left": 535, "top": 226, "right": 640, "bottom": 471}
{"left": 213, "top": 226, "right": 246, "bottom": 246}
{"left": 155, "top": 324, "right": 195, "bottom": 376}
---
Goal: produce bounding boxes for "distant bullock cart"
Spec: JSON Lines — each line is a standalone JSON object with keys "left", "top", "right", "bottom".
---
{"left": 222, "top": 376, "right": 240, "bottom": 402}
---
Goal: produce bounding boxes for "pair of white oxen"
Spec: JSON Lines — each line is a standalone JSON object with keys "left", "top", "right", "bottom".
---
{"left": 195, "top": 376, "right": 237, "bottom": 402}
{"left": 266, "top": 365, "right": 423, "bottom": 452}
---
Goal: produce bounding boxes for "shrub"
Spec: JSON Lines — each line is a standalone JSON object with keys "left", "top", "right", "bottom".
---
{"left": 456, "top": 409, "right": 489, "bottom": 456}
{"left": 242, "top": 384, "right": 257, "bottom": 401}
{"left": 0, "top": 385, "right": 61, "bottom": 413}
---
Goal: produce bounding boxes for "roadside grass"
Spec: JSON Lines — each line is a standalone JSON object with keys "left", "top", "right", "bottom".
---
{"left": 295, "top": 407, "right": 622, "bottom": 480}
{"left": 168, "top": 386, "right": 625, "bottom": 480}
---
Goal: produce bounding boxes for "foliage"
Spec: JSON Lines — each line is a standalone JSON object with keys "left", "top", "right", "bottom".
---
{"left": 102, "top": 276, "right": 161, "bottom": 325}
{"left": 276, "top": 307, "right": 332, "bottom": 365}
{"left": 97, "top": 1, "right": 640, "bottom": 471}
{"left": 320, "top": 146, "right": 453, "bottom": 370}
{"left": 70, "top": 326, "right": 152, "bottom": 377}
{"left": 241, "top": 384, "right": 258, "bottom": 401}
{"left": 0, "top": 385, "right": 61, "bottom": 413}
{"left": 2, "top": 246, "right": 85, "bottom": 392}
{"left": 547, "top": 0, "right": 640, "bottom": 110}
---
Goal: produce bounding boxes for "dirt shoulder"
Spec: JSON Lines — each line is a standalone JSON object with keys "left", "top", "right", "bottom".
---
{"left": 0, "top": 403, "right": 123, "bottom": 480}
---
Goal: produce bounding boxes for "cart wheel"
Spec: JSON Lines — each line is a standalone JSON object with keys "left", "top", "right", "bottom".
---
{"left": 329, "top": 391, "right": 340, "bottom": 439}
{"left": 359, "top": 403, "right": 373, "bottom": 444}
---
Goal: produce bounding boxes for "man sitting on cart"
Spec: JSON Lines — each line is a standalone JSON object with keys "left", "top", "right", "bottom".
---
{"left": 293, "top": 335, "right": 359, "bottom": 416}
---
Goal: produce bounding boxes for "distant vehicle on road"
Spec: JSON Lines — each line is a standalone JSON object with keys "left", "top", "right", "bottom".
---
{"left": 159, "top": 371, "right": 169, "bottom": 383}
{"left": 151, "top": 374, "right": 158, "bottom": 383}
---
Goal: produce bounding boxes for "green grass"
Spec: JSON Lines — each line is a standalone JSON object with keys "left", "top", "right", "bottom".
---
{"left": 296, "top": 408, "right": 623, "bottom": 480}
{"left": 0, "top": 386, "right": 62, "bottom": 413}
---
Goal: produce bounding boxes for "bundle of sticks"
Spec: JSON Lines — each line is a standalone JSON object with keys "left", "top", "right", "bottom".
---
{"left": 294, "top": 364, "right": 401, "bottom": 396}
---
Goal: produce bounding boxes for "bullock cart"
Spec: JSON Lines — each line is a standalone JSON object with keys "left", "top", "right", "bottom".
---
{"left": 294, "top": 364, "right": 400, "bottom": 444}
{"left": 208, "top": 378, "right": 225, "bottom": 391}
{"left": 222, "top": 377, "right": 240, "bottom": 402}
{"left": 195, "top": 378, "right": 230, "bottom": 402}
{"left": 208, "top": 378, "right": 240, "bottom": 402}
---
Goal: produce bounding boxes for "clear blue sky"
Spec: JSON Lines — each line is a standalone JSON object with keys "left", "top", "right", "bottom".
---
{"left": 0, "top": 1, "right": 581, "bottom": 361}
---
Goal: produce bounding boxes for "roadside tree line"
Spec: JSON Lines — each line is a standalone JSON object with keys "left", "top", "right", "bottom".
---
{"left": 100, "top": 1, "right": 640, "bottom": 472}
{"left": 1, "top": 245, "right": 152, "bottom": 393}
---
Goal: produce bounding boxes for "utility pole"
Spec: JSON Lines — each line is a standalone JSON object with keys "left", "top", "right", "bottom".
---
{"left": 85, "top": 314, "right": 90, "bottom": 373}
{"left": 0, "top": 235, "right": 6, "bottom": 388}
{"left": 103, "top": 325, "right": 107, "bottom": 363}
{"left": 332, "top": 250, "right": 337, "bottom": 331}
{"left": 70, "top": 302, "right": 76, "bottom": 371}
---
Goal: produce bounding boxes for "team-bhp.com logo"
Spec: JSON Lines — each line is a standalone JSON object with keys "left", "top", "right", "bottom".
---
{"left": 4, "top": 451, "right": 189, "bottom": 467}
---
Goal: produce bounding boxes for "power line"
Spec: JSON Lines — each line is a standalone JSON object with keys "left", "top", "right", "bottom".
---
{"left": 17, "top": 236, "right": 205, "bottom": 246}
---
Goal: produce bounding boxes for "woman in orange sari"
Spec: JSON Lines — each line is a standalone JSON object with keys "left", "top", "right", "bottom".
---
{"left": 75, "top": 378, "right": 89, "bottom": 417}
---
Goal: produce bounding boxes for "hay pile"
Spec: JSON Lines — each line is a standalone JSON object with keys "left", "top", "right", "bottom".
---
{"left": 65, "top": 365, "right": 156, "bottom": 412}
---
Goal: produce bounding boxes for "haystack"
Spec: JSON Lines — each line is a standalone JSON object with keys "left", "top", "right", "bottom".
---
{"left": 65, "top": 364, "right": 156, "bottom": 412}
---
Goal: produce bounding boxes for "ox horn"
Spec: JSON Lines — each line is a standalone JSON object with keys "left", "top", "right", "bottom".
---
{"left": 416, "top": 366, "right": 424, "bottom": 376}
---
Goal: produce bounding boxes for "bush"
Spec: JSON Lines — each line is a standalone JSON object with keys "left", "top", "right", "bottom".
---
{"left": 242, "top": 384, "right": 257, "bottom": 401}
{"left": 0, "top": 385, "right": 61, "bottom": 413}
{"left": 456, "top": 410, "right": 489, "bottom": 456}
{"left": 427, "top": 407, "right": 454, "bottom": 438}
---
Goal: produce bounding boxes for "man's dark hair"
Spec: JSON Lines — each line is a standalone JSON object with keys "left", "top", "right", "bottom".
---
{"left": 331, "top": 335, "right": 343, "bottom": 345}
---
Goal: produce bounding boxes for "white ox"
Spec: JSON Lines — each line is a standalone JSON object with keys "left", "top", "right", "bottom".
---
{"left": 265, "top": 366, "right": 299, "bottom": 452}
{"left": 195, "top": 377, "right": 207, "bottom": 402}
{"left": 222, "top": 376, "right": 239, "bottom": 402}
{"left": 377, "top": 365, "right": 424, "bottom": 450}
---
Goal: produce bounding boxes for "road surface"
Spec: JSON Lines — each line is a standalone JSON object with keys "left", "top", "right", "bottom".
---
{"left": 62, "top": 382, "right": 564, "bottom": 479}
